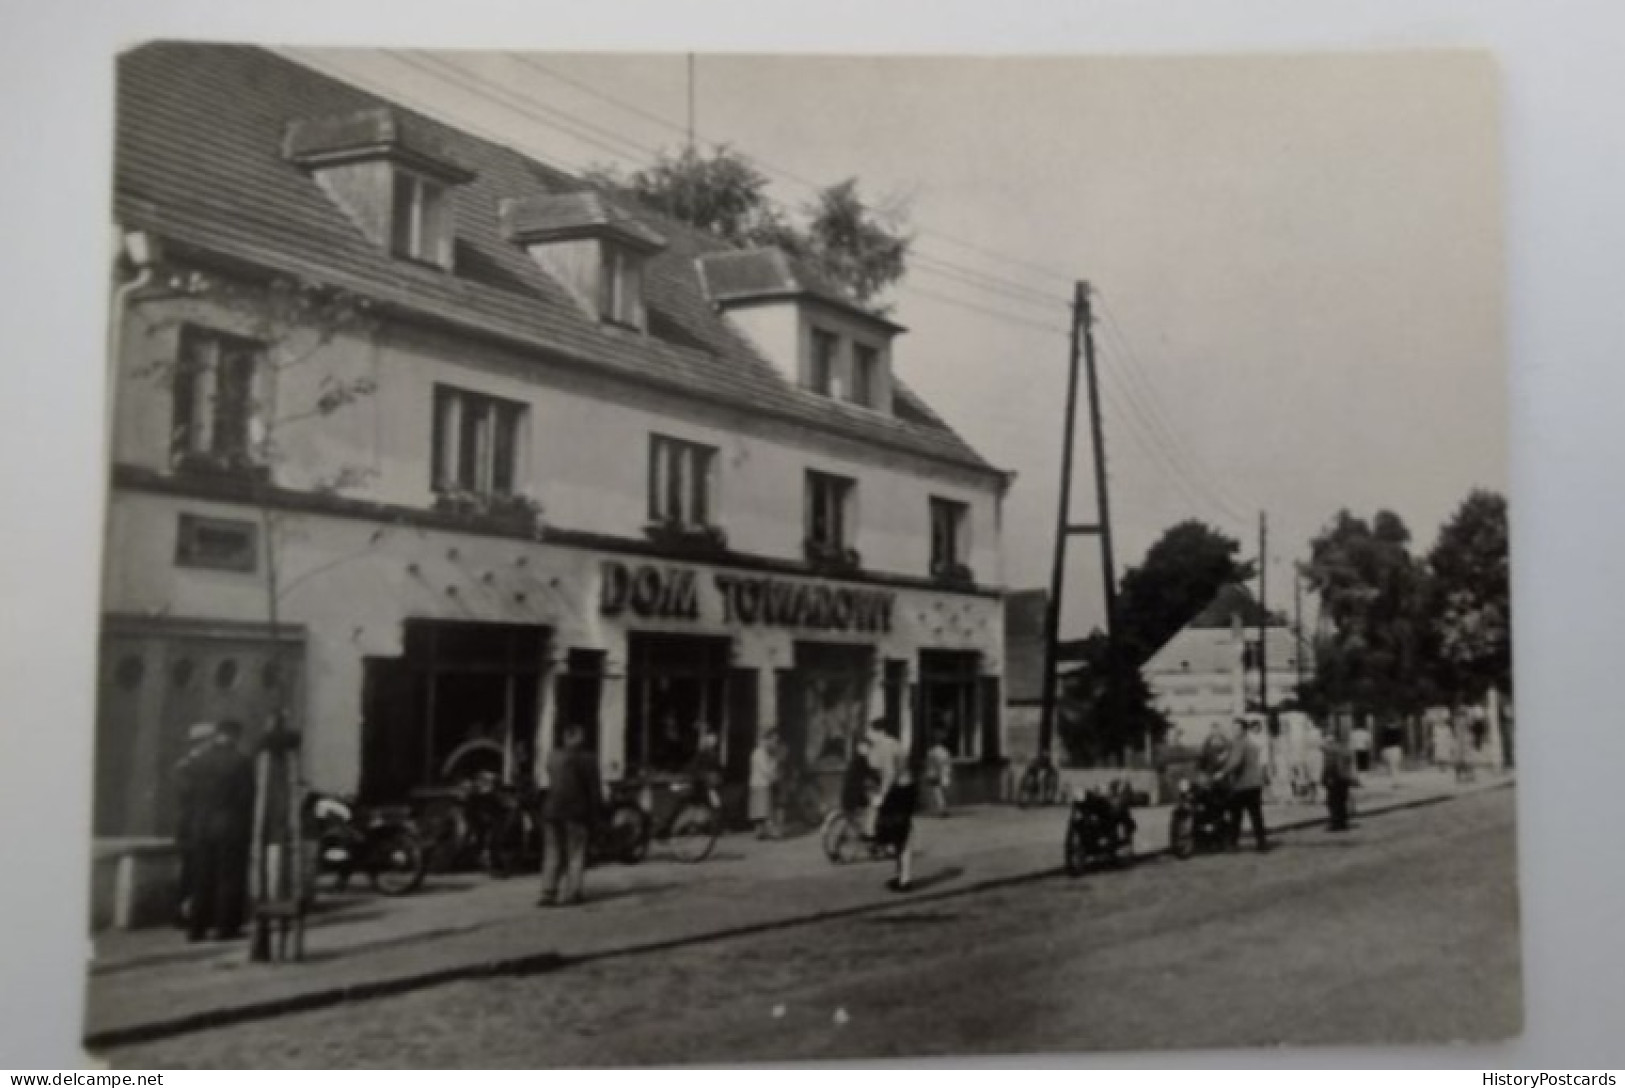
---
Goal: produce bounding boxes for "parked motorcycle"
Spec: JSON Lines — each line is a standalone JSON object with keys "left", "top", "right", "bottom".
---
{"left": 1167, "top": 774, "right": 1232, "bottom": 859}
{"left": 1063, "top": 783, "right": 1136, "bottom": 875}
{"left": 305, "top": 792, "right": 428, "bottom": 896}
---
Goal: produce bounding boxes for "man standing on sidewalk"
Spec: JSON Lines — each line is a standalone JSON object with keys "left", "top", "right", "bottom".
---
{"left": 184, "top": 719, "right": 255, "bottom": 942}
{"left": 1222, "top": 717, "right": 1269, "bottom": 853}
{"left": 1321, "top": 729, "right": 1356, "bottom": 832}
{"left": 539, "top": 724, "right": 601, "bottom": 908}
{"left": 864, "top": 720, "right": 917, "bottom": 892}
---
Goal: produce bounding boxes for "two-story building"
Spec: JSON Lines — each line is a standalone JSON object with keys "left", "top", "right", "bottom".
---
{"left": 97, "top": 43, "right": 1014, "bottom": 851}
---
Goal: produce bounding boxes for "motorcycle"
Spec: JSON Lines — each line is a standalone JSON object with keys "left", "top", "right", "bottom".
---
{"left": 1063, "top": 783, "right": 1136, "bottom": 875}
{"left": 305, "top": 792, "right": 428, "bottom": 896}
{"left": 1167, "top": 774, "right": 1232, "bottom": 859}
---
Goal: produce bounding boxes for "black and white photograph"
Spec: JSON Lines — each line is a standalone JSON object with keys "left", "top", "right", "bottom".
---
{"left": 70, "top": 35, "right": 1522, "bottom": 1067}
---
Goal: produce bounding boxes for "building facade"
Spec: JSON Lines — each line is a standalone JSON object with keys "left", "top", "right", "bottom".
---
{"left": 1141, "top": 585, "right": 1309, "bottom": 750}
{"left": 98, "top": 44, "right": 1012, "bottom": 843}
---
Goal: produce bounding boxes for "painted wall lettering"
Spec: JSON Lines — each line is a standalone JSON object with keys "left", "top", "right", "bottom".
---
{"left": 599, "top": 560, "right": 894, "bottom": 633}
{"left": 599, "top": 561, "right": 700, "bottom": 620}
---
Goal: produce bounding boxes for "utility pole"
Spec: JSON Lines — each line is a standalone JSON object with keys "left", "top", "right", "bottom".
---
{"left": 1257, "top": 511, "right": 1268, "bottom": 716}
{"left": 1039, "top": 282, "right": 1119, "bottom": 761}
{"left": 1293, "top": 566, "right": 1306, "bottom": 694}
{"left": 686, "top": 54, "right": 696, "bottom": 150}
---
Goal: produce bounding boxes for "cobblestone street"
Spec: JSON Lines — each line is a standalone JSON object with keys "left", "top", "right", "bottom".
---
{"left": 105, "top": 785, "right": 1519, "bottom": 1067}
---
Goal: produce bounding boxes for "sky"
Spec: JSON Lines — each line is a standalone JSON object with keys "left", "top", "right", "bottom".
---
{"left": 285, "top": 47, "right": 1507, "bottom": 637}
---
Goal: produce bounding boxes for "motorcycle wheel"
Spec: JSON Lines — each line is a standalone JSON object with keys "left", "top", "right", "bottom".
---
{"left": 418, "top": 798, "right": 471, "bottom": 873}
{"left": 607, "top": 801, "right": 651, "bottom": 865}
{"left": 487, "top": 807, "right": 537, "bottom": 878}
{"left": 1064, "top": 821, "right": 1089, "bottom": 877}
{"left": 1169, "top": 809, "right": 1195, "bottom": 860}
{"left": 668, "top": 802, "right": 720, "bottom": 863}
{"left": 369, "top": 828, "right": 427, "bottom": 895}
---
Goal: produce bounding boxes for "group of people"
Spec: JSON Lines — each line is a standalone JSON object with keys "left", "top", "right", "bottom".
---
{"left": 1197, "top": 715, "right": 1362, "bottom": 848}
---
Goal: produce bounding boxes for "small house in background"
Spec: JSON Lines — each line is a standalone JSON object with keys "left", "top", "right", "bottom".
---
{"left": 1142, "top": 583, "right": 1309, "bottom": 750}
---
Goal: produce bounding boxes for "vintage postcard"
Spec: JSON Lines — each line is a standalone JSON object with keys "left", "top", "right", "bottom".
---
{"left": 86, "top": 44, "right": 1514, "bottom": 1065}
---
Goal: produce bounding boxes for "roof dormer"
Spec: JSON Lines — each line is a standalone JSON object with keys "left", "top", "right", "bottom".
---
{"left": 698, "top": 247, "right": 904, "bottom": 414}
{"left": 501, "top": 192, "right": 666, "bottom": 333}
{"left": 284, "top": 107, "right": 475, "bottom": 271}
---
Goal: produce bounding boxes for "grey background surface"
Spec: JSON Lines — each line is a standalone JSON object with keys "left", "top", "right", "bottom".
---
{"left": 1, "top": 0, "right": 1621, "bottom": 1069}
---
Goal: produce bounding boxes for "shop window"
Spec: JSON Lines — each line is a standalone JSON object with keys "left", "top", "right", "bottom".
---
{"left": 175, "top": 514, "right": 258, "bottom": 573}
{"left": 171, "top": 325, "right": 263, "bottom": 473}
{"left": 920, "top": 649, "right": 983, "bottom": 761}
{"left": 929, "top": 497, "right": 970, "bottom": 578}
{"left": 648, "top": 435, "right": 717, "bottom": 528}
{"left": 805, "top": 470, "right": 855, "bottom": 553}
{"left": 431, "top": 385, "right": 525, "bottom": 497}
{"left": 626, "top": 634, "right": 731, "bottom": 776}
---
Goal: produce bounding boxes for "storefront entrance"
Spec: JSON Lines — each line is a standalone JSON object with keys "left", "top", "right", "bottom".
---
{"left": 360, "top": 620, "right": 547, "bottom": 803}
{"left": 777, "top": 642, "right": 877, "bottom": 772}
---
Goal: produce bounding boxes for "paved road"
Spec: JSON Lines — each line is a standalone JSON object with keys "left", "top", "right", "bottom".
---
{"left": 108, "top": 787, "right": 1520, "bottom": 1067}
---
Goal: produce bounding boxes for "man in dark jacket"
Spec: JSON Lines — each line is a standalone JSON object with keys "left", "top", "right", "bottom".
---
{"left": 171, "top": 721, "right": 216, "bottom": 929}
{"left": 184, "top": 719, "right": 255, "bottom": 941}
{"left": 1321, "top": 730, "right": 1356, "bottom": 832}
{"left": 539, "top": 723, "right": 602, "bottom": 907}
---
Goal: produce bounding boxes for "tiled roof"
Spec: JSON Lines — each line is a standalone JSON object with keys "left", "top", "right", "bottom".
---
{"left": 696, "top": 247, "right": 904, "bottom": 331}
{"left": 502, "top": 191, "right": 668, "bottom": 252}
{"left": 114, "top": 44, "right": 999, "bottom": 477}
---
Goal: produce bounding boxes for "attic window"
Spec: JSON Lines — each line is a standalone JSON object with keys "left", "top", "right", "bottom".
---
{"left": 502, "top": 193, "right": 666, "bottom": 333}
{"left": 391, "top": 171, "right": 452, "bottom": 266}
{"left": 285, "top": 107, "right": 474, "bottom": 272}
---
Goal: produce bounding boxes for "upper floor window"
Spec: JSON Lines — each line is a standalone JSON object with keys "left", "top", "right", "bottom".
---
{"left": 806, "top": 470, "right": 855, "bottom": 551}
{"left": 171, "top": 326, "right": 262, "bottom": 471}
{"left": 649, "top": 435, "right": 716, "bottom": 528}
{"left": 391, "top": 171, "right": 453, "bottom": 267}
{"left": 809, "top": 328, "right": 839, "bottom": 397}
{"left": 600, "top": 244, "right": 647, "bottom": 329}
{"left": 431, "top": 385, "right": 524, "bottom": 496}
{"left": 930, "top": 497, "right": 971, "bottom": 577}
{"left": 851, "top": 343, "right": 879, "bottom": 408}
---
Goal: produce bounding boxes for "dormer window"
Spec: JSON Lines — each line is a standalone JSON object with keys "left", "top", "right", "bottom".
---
{"left": 285, "top": 107, "right": 474, "bottom": 273}
{"left": 391, "top": 170, "right": 452, "bottom": 266}
{"left": 503, "top": 192, "right": 666, "bottom": 333}
{"left": 696, "top": 247, "right": 904, "bottom": 415}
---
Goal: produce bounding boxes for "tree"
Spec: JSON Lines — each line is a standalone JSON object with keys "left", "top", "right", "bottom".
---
{"left": 1055, "top": 631, "right": 1169, "bottom": 767}
{"left": 1299, "top": 509, "right": 1436, "bottom": 722}
{"left": 1426, "top": 489, "right": 1511, "bottom": 701}
{"left": 1115, "top": 520, "right": 1256, "bottom": 667}
{"left": 589, "top": 146, "right": 913, "bottom": 307}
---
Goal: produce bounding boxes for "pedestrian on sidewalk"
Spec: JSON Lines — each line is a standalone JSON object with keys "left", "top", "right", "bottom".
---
{"left": 1221, "top": 718, "right": 1269, "bottom": 853}
{"left": 749, "top": 730, "right": 781, "bottom": 839}
{"left": 1321, "top": 731, "right": 1356, "bottom": 831}
{"left": 538, "top": 723, "right": 601, "bottom": 908}
{"left": 926, "top": 733, "right": 953, "bottom": 818}
{"left": 864, "top": 720, "right": 917, "bottom": 892}
{"left": 184, "top": 719, "right": 255, "bottom": 942}
{"left": 171, "top": 721, "right": 216, "bottom": 929}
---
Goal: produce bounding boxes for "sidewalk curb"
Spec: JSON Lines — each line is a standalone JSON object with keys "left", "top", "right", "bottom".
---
{"left": 85, "top": 778, "right": 1511, "bottom": 1051}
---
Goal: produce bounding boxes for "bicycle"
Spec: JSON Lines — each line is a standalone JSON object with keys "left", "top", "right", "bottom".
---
{"left": 626, "top": 772, "right": 723, "bottom": 863}
{"left": 821, "top": 806, "right": 900, "bottom": 864}
{"left": 776, "top": 766, "right": 830, "bottom": 834}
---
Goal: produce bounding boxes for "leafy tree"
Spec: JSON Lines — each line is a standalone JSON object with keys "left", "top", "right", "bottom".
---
{"left": 1055, "top": 631, "right": 1169, "bottom": 767}
{"left": 1426, "top": 489, "right": 1511, "bottom": 700}
{"left": 1116, "top": 520, "right": 1255, "bottom": 667}
{"left": 589, "top": 146, "right": 913, "bottom": 306}
{"left": 1299, "top": 509, "right": 1436, "bottom": 721}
